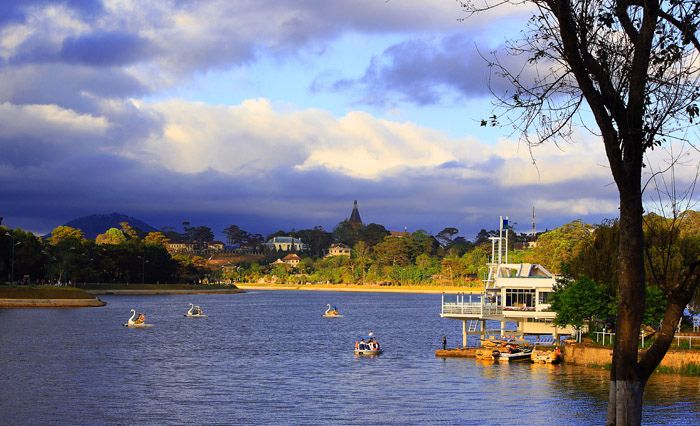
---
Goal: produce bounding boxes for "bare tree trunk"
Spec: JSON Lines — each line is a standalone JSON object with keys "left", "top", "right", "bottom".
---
{"left": 607, "top": 186, "right": 646, "bottom": 426}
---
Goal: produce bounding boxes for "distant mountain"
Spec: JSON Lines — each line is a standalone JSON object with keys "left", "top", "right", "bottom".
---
{"left": 60, "top": 213, "right": 158, "bottom": 239}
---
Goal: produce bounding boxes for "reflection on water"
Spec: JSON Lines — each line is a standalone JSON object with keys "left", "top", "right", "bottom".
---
{"left": 1, "top": 291, "right": 698, "bottom": 425}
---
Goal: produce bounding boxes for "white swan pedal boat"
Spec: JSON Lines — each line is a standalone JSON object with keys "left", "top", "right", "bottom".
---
{"left": 184, "top": 303, "right": 207, "bottom": 318}
{"left": 322, "top": 304, "right": 342, "bottom": 318}
{"left": 123, "top": 309, "right": 154, "bottom": 328}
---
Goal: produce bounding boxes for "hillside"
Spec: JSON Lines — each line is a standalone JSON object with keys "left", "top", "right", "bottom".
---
{"left": 61, "top": 213, "right": 158, "bottom": 239}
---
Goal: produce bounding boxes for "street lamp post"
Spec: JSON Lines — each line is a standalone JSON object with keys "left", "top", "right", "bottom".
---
{"left": 10, "top": 234, "right": 21, "bottom": 285}
{"left": 138, "top": 255, "right": 149, "bottom": 285}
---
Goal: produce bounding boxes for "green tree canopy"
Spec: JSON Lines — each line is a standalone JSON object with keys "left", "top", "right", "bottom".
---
{"left": 48, "top": 226, "right": 85, "bottom": 246}
{"left": 95, "top": 228, "right": 127, "bottom": 245}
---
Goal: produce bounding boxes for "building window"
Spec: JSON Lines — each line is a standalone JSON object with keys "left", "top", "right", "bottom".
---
{"left": 538, "top": 291, "right": 553, "bottom": 305}
{"left": 505, "top": 289, "right": 535, "bottom": 309}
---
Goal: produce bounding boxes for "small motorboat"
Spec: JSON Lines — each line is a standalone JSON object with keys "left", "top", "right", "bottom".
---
{"left": 123, "top": 309, "right": 153, "bottom": 328}
{"left": 354, "top": 335, "right": 382, "bottom": 355}
{"left": 322, "top": 304, "right": 342, "bottom": 318}
{"left": 184, "top": 303, "right": 207, "bottom": 318}
{"left": 492, "top": 343, "right": 532, "bottom": 362}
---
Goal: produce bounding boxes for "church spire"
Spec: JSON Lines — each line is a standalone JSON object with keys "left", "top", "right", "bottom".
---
{"left": 348, "top": 200, "right": 362, "bottom": 226}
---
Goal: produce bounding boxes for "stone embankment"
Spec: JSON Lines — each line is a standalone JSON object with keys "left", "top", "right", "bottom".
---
{"left": 563, "top": 342, "right": 700, "bottom": 374}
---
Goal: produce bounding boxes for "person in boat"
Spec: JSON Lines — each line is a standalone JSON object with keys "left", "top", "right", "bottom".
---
{"left": 194, "top": 305, "right": 203, "bottom": 315}
{"left": 359, "top": 339, "right": 366, "bottom": 350}
{"left": 136, "top": 313, "right": 146, "bottom": 324}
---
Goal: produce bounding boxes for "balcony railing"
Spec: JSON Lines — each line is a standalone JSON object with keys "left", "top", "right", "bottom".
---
{"left": 441, "top": 293, "right": 503, "bottom": 317}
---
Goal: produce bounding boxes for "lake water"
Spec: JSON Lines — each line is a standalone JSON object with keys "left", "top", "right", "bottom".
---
{"left": 1, "top": 291, "right": 699, "bottom": 425}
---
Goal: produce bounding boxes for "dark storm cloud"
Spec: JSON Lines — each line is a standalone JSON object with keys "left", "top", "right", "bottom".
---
{"left": 0, "top": 0, "right": 103, "bottom": 25}
{"left": 60, "top": 31, "right": 158, "bottom": 67}
{"left": 0, "top": 136, "right": 620, "bottom": 240}
{"left": 0, "top": 64, "right": 150, "bottom": 113}
{"left": 314, "top": 33, "right": 537, "bottom": 106}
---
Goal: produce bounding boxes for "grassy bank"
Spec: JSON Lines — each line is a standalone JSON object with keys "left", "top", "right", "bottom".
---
{"left": 0, "top": 286, "right": 96, "bottom": 299}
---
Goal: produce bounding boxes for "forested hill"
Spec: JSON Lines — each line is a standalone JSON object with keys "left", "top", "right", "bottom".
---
{"left": 60, "top": 213, "right": 157, "bottom": 239}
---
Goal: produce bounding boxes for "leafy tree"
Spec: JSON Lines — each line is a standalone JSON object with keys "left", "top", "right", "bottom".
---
{"left": 95, "top": 228, "right": 127, "bottom": 245}
{"left": 435, "top": 227, "right": 459, "bottom": 247}
{"left": 223, "top": 225, "right": 248, "bottom": 247}
{"left": 332, "top": 220, "right": 361, "bottom": 247}
{"left": 0, "top": 227, "right": 47, "bottom": 284}
{"left": 373, "top": 236, "right": 411, "bottom": 267}
{"left": 187, "top": 226, "right": 214, "bottom": 244}
{"left": 474, "top": 229, "right": 496, "bottom": 244}
{"left": 296, "top": 226, "right": 333, "bottom": 258}
{"left": 550, "top": 276, "right": 613, "bottom": 330}
{"left": 119, "top": 222, "right": 139, "bottom": 239}
{"left": 461, "top": 244, "right": 490, "bottom": 278}
{"left": 144, "top": 231, "right": 170, "bottom": 247}
{"left": 524, "top": 220, "right": 595, "bottom": 273}
{"left": 48, "top": 226, "right": 85, "bottom": 246}
{"left": 352, "top": 241, "right": 371, "bottom": 284}
{"left": 569, "top": 219, "right": 620, "bottom": 292}
{"left": 361, "top": 223, "right": 390, "bottom": 247}
{"left": 462, "top": 0, "right": 700, "bottom": 421}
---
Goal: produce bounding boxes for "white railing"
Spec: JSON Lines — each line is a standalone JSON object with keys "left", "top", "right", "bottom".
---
{"left": 441, "top": 293, "right": 503, "bottom": 317}
{"left": 594, "top": 331, "right": 698, "bottom": 348}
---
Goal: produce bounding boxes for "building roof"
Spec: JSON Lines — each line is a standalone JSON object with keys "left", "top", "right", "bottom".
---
{"left": 389, "top": 230, "right": 410, "bottom": 238}
{"left": 282, "top": 253, "right": 301, "bottom": 261}
{"left": 348, "top": 200, "right": 362, "bottom": 225}
{"left": 330, "top": 243, "right": 350, "bottom": 249}
{"left": 267, "top": 236, "right": 303, "bottom": 244}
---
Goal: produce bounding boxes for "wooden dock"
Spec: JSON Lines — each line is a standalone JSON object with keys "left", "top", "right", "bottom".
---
{"left": 434, "top": 348, "right": 477, "bottom": 358}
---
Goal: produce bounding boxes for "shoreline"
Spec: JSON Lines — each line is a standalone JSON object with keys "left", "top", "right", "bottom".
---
{"left": 86, "top": 288, "right": 244, "bottom": 295}
{"left": 0, "top": 298, "right": 106, "bottom": 308}
{"left": 235, "top": 284, "right": 481, "bottom": 294}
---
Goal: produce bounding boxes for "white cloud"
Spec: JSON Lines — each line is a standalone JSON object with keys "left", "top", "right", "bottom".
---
{"left": 136, "top": 97, "right": 615, "bottom": 191}
{"left": 0, "top": 102, "right": 109, "bottom": 139}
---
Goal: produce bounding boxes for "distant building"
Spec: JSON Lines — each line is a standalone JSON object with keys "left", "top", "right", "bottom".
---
{"left": 222, "top": 263, "right": 238, "bottom": 276}
{"left": 326, "top": 243, "right": 351, "bottom": 258}
{"left": 281, "top": 253, "right": 301, "bottom": 266}
{"left": 348, "top": 200, "right": 362, "bottom": 227}
{"left": 208, "top": 242, "right": 225, "bottom": 252}
{"left": 166, "top": 242, "right": 195, "bottom": 254}
{"left": 389, "top": 230, "right": 410, "bottom": 238}
{"left": 265, "top": 236, "right": 306, "bottom": 251}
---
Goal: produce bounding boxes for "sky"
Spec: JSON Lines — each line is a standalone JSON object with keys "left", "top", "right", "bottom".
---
{"left": 0, "top": 0, "right": 694, "bottom": 240}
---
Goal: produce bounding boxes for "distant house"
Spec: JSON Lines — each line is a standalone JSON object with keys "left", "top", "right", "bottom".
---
{"left": 166, "top": 242, "right": 195, "bottom": 254}
{"left": 326, "top": 243, "right": 351, "bottom": 258}
{"left": 282, "top": 253, "right": 301, "bottom": 266}
{"left": 222, "top": 263, "right": 238, "bottom": 276}
{"left": 265, "top": 236, "right": 306, "bottom": 251}
{"left": 389, "top": 230, "right": 410, "bottom": 238}
{"left": 208, "top": 241, "right": 225, "bottom": 252}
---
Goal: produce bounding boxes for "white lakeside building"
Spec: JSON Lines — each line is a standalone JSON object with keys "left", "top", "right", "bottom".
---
{"left": 440, "top": 216, "right": 577, "bottom": 347}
